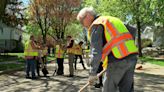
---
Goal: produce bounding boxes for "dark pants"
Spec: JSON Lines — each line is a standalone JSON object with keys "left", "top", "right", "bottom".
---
{"left": 103, "top": 55, "right": 137, "bottom": 92}
{"left": 97, "top": 62, "right": 103, "bottom": 85}
{"left": 57, "top": 58, "right": 64, "bottom": 75}
{"left": 42, "top": 56, "right": 47, "bottom": 64}
{"left": 26, "top": 59, "right": 36, "bottom": 78}
{"left": 36, "top": 60, "right": 40, "bottom": 76}
{"left": 74, "top": 55, "right": 86, "bottom": 70}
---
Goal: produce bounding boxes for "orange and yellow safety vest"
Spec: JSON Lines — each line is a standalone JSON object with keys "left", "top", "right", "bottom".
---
{"left": 55, "top": 45, "right": 64, "bottom": 58}
{"left": 88, "top": 16, "right": 138, "bottom": 68}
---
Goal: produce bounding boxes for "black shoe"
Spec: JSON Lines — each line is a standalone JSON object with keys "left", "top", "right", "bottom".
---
{"left": 68, "top": 75, "right": 74, "bottom": 77}
{"left": 57, "top": 73, "right": 64, "bottom": 75}
{"left": 94, "top": 83, "right": 103, "bottom": 88}
{"left": 31, "top": 77, "right": 38, "bottom": 80}
{"left": 26, "top": 76, "right": 31, "bottom": 79}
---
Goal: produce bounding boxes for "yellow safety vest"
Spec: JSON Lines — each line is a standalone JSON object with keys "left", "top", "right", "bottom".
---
{"left": 24, "top": 41, "right": 38, "bottom": 56}
{"left": 88, "top": 16, "right": 138, "bottom": 69}
{"left": 74, "top": 44, "right": 83, "bottom": 55}
{"left": 55, "top": 45, "right": 64, "bottom": 58}
{"left": 67, "top": 41, "right": 76, "bottom": 54}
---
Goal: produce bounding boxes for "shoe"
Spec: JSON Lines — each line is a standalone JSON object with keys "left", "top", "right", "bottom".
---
{"left": 57, "top": 73, "right": 64, "bottom": 75}
{"left": 94, "top": 83, "right": 103, "bottom": 88}
{"left": 26, "top": 76, "right": 31, "bottom": 79}
{"left": 31, "top": 77, "right": 38, "bottom": 80}
{"left": 68, "top": 75, "right": 74, "bottom": 77}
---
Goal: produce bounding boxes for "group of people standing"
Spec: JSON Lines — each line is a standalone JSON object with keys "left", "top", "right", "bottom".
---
{"left": 24, "top": 35, "right": 48, "bottom": 79}
{"left": 55, "top": 36, "right": 87, "bottom": 77}
{"left": 24, "top": 35, "right": 87, "bottom": 79}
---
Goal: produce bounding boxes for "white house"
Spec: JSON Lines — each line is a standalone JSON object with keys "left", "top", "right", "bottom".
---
{"left": 0, "top": 22, "right": 22, "bottom": 52}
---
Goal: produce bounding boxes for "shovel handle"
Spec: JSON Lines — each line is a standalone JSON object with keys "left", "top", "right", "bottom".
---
{"left": 78, "top": 69, "right": 107, "bottom": 92}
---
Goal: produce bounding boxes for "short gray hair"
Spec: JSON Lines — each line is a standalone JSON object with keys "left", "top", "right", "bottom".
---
{"left": 77, "top": 7, "right": 96, "bottom": 21}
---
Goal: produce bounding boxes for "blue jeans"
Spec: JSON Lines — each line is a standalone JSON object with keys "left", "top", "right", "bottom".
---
{"left": 103, "top": 55, "right": 137, "bottom": 92}
{"left": 26, "top": 59, "right": 36, "bottom": 78}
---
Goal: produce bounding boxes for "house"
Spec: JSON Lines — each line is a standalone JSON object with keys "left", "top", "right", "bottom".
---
{"left": 0, "top": 22, "right": 22, "bottom": 53}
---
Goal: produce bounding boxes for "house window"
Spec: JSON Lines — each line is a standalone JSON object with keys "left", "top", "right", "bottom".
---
{"left": 0, "top": 28, "right": 3, "bottom": 34}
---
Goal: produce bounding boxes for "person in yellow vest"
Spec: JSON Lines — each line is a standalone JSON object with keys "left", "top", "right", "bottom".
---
{"left": 74, "top": 41, "right": 86, "bottom": 70}
{"left": 66, "top": 36, "right": 75, "bottom": 77}
{"left": 24, "top": 35, "right": 40, "bottom": 79}
{"left": 77, "top": 7, "right": 138, "bottom": 92}
{"left": 55, "top": 43, "right": 65, "bottom": 75}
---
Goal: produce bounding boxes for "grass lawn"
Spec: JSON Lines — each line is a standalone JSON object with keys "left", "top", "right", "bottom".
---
{"left": 0, "top": 53, "right": 24, "bottom": 62}
{"left": 139, "top": 56, "right": 164, "bottom": 66}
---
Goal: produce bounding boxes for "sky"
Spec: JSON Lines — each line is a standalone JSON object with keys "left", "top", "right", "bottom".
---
{"left": 22, "top": 0, "right": 29, "bottom": 6}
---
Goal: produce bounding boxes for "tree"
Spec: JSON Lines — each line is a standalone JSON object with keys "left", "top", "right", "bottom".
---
{"left": 2, "top": 0, "right": 26, "bottom": 27}
{"left": 29, "top": 0, "right": 52, "bottom": 44}
{"left": 49, "top": 0, "right": 80, "bottom": 39}
{"left": 154, "top": 0, "right": 164, "bottom": 27}
{"left": 0, "top": 0, "right": 10, "bottom": 20}
{"left": 117, "top": 0, "right": 163, "bottom": 57}
{"left": 29, "top": 0, "right": 81, "bottom": 44}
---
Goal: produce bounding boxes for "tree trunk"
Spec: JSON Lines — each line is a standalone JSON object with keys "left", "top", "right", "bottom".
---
{"left": 0, "top": 0, "right": 9, "bottom": 20}
{"left": 136, "top": 18, "right": 142, "bottom": 57}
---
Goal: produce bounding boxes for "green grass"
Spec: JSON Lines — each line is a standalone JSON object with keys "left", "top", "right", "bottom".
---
{"left": 0, "top": 53, "right": 24, "bottom": 62}
{"left": 139, "top": 56, "right": 164, "bottom": 66}
{"left": 47, "top": 56, "right": 55, "bottom": 61}
{"left": 0, "top": 63, "right": 24, "bottom": 71}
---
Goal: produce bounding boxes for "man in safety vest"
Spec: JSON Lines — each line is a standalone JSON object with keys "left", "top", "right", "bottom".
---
{"left": 74, "top": 41, "right": 86, "bottom": 70}
{"left": 24, "top": 35, "right": 40, "bottom": 79}
{"left": 77, "top": 7, "right": 138, "bottom": 92}
{"left": 55, "top": 42, "right": 65, "bottom": 75}
{"left": 66, "top": 36, "right": 75, "bottom": 77}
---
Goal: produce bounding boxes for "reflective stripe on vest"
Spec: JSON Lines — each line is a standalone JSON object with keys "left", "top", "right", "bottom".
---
{"left": 88, "top": 16, "right": 138, "bottom": 65}
{"left": 24, "top": 41, "right": 38, "bottom": 56}
{"left": 56, "top": 45, "right": 64, "bottom": 58}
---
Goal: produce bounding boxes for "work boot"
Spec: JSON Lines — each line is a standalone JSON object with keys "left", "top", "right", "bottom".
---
{"left": 68, "top": 74, "right": 74, "bottom": 77}
{"left": 31, "top": 76, "right": 38, "bottom": 80}
{"left": 94, "top": 83, "right": 103, "bottom": 88}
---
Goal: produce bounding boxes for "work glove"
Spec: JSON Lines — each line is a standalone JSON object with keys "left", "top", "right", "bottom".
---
{"left": 88, "top": 75, "right": 98, "bottom": 85}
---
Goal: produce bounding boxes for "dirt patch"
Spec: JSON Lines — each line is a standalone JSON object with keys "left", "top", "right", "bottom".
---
{"left": 135, "top": 63, "right": 164, "bottom": 76}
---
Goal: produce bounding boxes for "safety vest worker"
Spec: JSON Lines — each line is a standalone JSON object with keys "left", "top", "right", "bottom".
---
{"left": 55, "top": 45, "right": 65, "bottom": 58}
{"left": 24, "top": 41, "right": 39, "bottom": 59}
{"left": 88, "top": 16, "right": 138, "bottom": 68}
{"left": 67, "top": 39, "right": 76, "bottom": 54}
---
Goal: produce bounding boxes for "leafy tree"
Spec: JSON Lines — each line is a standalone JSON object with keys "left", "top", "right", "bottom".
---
{"left": 0, "top": 0, "right": 10, "bottom": 20}
{"left": 49, "top": 0, "right": 80, "bottom": 39}
{"left": 29, "top": 0, "right": 52, "bottom": 44}
{"left": 29, "top": 0, "right": 81, "bottom": 44}
{"left": 0, "top": 0, "right": 26, "bottom": 27}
